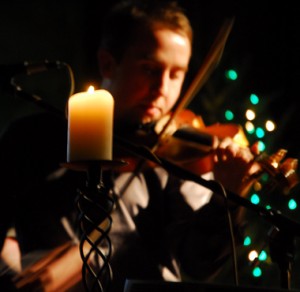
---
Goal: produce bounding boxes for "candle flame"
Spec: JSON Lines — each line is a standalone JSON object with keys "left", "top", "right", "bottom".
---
{"left": 87, "top": 85, "right": 95, "bottom": 93}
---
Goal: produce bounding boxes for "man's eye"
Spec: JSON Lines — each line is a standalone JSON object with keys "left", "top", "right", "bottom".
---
{"left": 170, "top": 71, "right": 184, "bottom": 80}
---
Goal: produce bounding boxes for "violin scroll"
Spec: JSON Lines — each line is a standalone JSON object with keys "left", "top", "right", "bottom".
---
{"left": 253, "top": 149, "right": 299, "bottom": 195}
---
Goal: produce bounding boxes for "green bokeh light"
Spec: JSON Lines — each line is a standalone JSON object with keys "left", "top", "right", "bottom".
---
{"left": 243, "top": 236, "right": 251, "bottom": 246}
{"left": 252, "top": 267, "right": 262, "bottom": 277}
{"left": 288, "top": 199, "right": 297, "bottom": 210}
{"left": 250, "top": 193, "right": 260, "bottom": 205}
{"left": 258, "top": 140, "right": 266, "bottom": 152}
{"left": 225, "top": 69, "right": 238, "bottom": 80}
{"left": 225, "top": 110, "right": 234, "bottom": 121}
{"left": 258, "top": 250, "right": 267, "bottom": 261}
{"left": 250, "top": 93, "right": 259, "bottom": 105}
{"left": 255, "top": 127, "right": 265, "bottom": 139}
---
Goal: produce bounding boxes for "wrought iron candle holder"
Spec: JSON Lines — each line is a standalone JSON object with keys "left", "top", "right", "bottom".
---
{"left": 63, "top": 160, "right": 126, "bottom": 292}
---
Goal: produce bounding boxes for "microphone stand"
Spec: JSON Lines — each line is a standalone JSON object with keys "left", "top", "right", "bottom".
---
{"left": 160, "top": 157, "right": 299, "bottom": 290}
{"left": 115, "top": 135, "right": 300, "bottom": 290}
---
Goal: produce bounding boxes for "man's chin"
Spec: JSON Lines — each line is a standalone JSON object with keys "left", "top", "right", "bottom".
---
{"left": 140, "top": 113, "right": 161, "bottom": 125}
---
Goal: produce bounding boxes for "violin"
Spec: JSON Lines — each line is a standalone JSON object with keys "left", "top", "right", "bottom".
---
{"left": 114, "top": 108, "right": 299, "bottom": 196}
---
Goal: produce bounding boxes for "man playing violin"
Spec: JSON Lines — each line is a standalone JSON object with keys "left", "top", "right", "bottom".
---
{"left": 98, "top": 2, "right": 261, "bottom": 290}
{"left": 0, "top": 0, "right": 261, "bottom": 291}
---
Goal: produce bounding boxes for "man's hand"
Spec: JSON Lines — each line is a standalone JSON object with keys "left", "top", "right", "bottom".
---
{"left": 14, "top": 242, "right": 82, "bottom": 292}
{"left": 212, "top": 137, "right": 261, "bottom": 196}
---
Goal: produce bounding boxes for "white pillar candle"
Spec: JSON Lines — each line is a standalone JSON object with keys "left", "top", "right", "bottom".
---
{"left": 67, "top": 86, "right": 114, "bottom": 162}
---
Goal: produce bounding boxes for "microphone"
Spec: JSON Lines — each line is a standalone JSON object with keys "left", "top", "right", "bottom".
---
{"left": 0, "top": 60, "right": 65, "bottom": 84}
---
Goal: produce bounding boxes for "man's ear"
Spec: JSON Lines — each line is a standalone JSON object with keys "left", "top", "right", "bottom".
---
{"left": 97, "top": 49, "right": 116, "bottom": 78}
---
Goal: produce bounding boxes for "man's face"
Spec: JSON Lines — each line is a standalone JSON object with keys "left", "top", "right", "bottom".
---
{"left": 106, "top": 27, "right": 192, "bottom": 128}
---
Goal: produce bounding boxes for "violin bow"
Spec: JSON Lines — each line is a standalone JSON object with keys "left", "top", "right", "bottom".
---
{"left": 154, "top": 17, "right": 235, "bottom": 148}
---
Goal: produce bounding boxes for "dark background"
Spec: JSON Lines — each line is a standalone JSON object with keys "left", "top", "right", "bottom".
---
{"left": 1, "top": 0, "right": 300, "bottom": 290}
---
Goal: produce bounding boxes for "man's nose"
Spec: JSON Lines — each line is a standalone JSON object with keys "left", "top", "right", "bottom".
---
{"left": 152, "top": 72, "right": 169, "bottom": 97}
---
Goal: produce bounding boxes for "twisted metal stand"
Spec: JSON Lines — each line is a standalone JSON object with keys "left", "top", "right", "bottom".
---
{"left": 63, "top": 160, "right": 125, "bottom": 292}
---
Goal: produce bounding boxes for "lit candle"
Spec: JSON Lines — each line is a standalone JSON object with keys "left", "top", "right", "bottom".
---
{"left": 67, "top": 86, "right": 114, "bottom": 162}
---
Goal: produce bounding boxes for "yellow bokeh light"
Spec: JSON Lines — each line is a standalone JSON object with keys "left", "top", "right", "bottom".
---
{"left": 245, "top": 109, "right": 255, "bottom": 121}
{"left": 248, "top": 250, "right": 258, "bottom": 261}
{"left": 265, "top": 120, "right": 276, "bottom": 132}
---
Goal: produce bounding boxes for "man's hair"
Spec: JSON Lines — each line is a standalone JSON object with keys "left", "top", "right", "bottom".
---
{"left": 99, "top": 0, "right": 193, "bottom": 62}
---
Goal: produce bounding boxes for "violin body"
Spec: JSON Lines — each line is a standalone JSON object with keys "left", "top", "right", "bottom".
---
{"left": 153, "top": 109, "right": 249, "bottom": 173}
